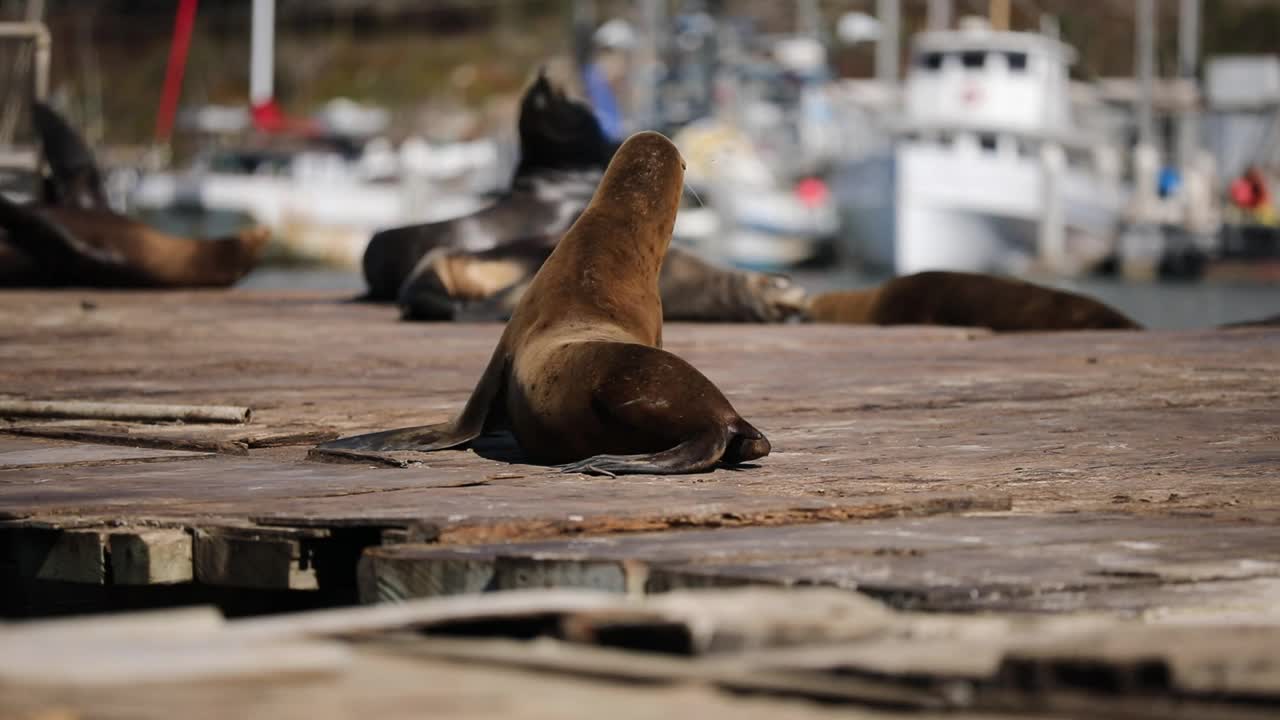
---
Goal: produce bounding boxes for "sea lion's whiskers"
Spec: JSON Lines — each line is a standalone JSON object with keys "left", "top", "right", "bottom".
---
{"left": 684, "top": 182, "right": 704, "bottom": 208}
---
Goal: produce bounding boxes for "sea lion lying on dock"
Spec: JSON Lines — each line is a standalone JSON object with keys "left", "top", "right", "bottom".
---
{"left": 398, "top": 234, "right": 804, "bottom": 322}
{"left": 318, "top": 131, "right": 770, "bottom": 476}
{"left": 806, "top": 271, "right": 1142, "bottom": 331}
{"left": 361, "top": 69, "right": 806, "bottom": 323}
{"left": 0, "top": 197, "right": 270, "bottom": 288}
{"left": 0, "top": 102, "right": 270, "bottom": 288}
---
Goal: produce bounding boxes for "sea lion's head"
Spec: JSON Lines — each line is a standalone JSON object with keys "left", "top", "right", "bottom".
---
{"left": 594, "top": 131, "right": 685, "bottom": 236}
{"left": 215, "top": 226, "right": 272, "bottom": 284}
{"left": 517, "top": 68, "right": 614, "bottom": 174}
{"left": 237, "top": 226, "right": 273, "bottom": 257}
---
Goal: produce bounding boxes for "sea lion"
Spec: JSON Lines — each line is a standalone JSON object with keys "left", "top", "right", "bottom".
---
{"left": 398, "top": 238, "right": 807, "bottom": 322}
{"left": 806, "top": 271, "right": 1142, "bottom": 331}
{"left": 361, "top": 70, "right": 613, "bottom": 301}
{"left": 365, "top": 69, "right": 807, "bottom": 323}
{"left": 0, "top": 196, "right": 271, "bottom": 288}
{"left": 318, "top": 131, "right": 770, "bottom": 476}
{"left": 0, "top": 103, "right": 271, "bottom": 288}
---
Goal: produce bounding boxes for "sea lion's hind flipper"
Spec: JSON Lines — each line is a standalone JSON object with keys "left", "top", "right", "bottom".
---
{"left": 557, "top": 430, "right": 728, "bottom": 477}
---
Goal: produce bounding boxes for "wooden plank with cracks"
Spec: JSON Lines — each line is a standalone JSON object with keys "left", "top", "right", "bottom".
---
{"left": 109, "top": 528, "right": 194, "bottom": 585}
{"left": 358, "top": 513, "right": 1280, "bottom": 615}
{"left": 192, "top": 526, "right": 327, "bottom": 591}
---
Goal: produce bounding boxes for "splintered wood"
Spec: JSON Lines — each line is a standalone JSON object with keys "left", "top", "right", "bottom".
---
{"left": 0, "top": 289, "right": 1277, "bottom": 716}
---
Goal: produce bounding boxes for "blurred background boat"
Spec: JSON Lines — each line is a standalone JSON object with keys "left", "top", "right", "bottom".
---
{"left": 2, "top": 0, "right": 1279, "bottom": 324}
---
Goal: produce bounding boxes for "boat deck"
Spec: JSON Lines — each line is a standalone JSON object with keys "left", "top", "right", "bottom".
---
{"left": 1, "top": 289, "right": 1278, "bottom": 717}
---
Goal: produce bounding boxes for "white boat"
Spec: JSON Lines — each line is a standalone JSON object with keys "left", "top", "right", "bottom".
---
{"left": 837, "top": 17, "right": 1127, "bottom": 276}
{"left": 129, "top": 139, "right": 503, "bottom": 268}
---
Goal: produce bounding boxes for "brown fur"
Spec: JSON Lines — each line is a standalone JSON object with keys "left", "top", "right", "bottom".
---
{"left": 317, "top": 132, "right": 770, "bottom": 475}
{"left": 807, "top": 271, "right": 1142, "bottom": 331}
{"left": 400, "top": 241, "right": 808, "bottom": 322}
{"left": 1, "top": 205, "right": 270, "bottom": 288}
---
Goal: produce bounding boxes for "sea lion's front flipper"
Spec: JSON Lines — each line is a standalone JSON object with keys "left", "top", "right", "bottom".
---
{"left": 31, "top": 102, "right": 109, "bottom": 210}
{"left": 451, "top": 280, "right": 530, "bottom": 322}
{"left": 658, "top": 247, "right": 809, "bottom": 323}
{"left": 398, "top": 244, "right": 546, "bottom": 322}
{"left": 313, "top": 349, "right": 509, "bottom": 454}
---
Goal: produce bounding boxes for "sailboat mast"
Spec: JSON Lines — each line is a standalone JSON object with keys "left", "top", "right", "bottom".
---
{"left": 251, "top": 0, "right": 275, "bottom": 107}
{"left": 1177, "top": 0, "right": 1201, "bottom": 167}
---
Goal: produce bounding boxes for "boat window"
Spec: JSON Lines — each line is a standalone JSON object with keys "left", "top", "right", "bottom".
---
{"left": 918, "top": 52, "right": 944, "bottom": 70}
{"left": 1006, "top": 52, "right": 1029, "bottom": 71}
{"left": 979, "top": 134, "right": 998, "bottom": 152}
{"left": 961, "top": 51, "right": 986, "bottom": 69}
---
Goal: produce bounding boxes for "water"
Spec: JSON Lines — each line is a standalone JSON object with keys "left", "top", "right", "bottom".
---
{"left": 238, "top": 265, "right": 1280, "bottom": 330}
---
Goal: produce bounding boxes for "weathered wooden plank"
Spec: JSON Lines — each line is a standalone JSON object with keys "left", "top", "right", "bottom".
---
{"left": 0, "top": 435, "right": 213, "bottom": 468}
{"left": 1002, "top": 625, "right": 1280, "bottom": 698}
{"left": 193, "top": 526, "right": 324, "bottom": 591}
{"left": 109, "top": 528, "right": 194, "bottom": 585}
{"left": 1, "top": 606, "right": 225, "bottom": 641}
{"left": 21, "top": 527, "right": 108, "bottom": 584}
{"left": 6, "top": 585, "right": 1280, "bottom": 719}
{"left": 360, "top": 514, "right": 1280, "bottom": 615}
{"left": 0, "top": 603, "right": 347, "bottom": 687}
{"left": 0, "top": 289, "right": 1277, "bottom": 617}
{"left": 2, "top": 638, "right": 969, "bottom": 720}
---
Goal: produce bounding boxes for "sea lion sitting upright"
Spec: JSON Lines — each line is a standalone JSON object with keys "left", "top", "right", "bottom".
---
{"left": 318, "top": 131, "right": 770, "bottom": 476}
{"left": 806, "top": 271, "right": 1142, "bottom": 331}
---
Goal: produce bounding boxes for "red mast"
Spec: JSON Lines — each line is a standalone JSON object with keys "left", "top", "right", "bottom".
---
{"left": 154, "top": 0, "right": 198, "bottom": 143}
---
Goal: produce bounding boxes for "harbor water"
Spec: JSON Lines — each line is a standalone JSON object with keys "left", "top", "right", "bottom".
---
{"left": 237, "top": 266, "right": 1280, "bottom": 331}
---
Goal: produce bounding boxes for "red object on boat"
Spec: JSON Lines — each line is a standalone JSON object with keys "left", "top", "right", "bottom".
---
{"left": 250, "top": 98, "right": 320, "bottom": 136}
{"left": 154, "top": 0, "right": 199, "bottom": 143}
{"left": 795, "top": 177, "right": 829, "bottom": 209}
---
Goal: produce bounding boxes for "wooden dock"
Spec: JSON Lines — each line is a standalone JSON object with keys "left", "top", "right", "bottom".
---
{"left": 1, "top": 289, "right": 1278, "bottom": 717}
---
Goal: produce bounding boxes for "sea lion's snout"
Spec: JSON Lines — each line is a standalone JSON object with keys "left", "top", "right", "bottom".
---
{"left": 239, "top": 226, "right": 272, "bottom": 255}
{"left": 617, "top": 130, "right": 682, "bottom": 166}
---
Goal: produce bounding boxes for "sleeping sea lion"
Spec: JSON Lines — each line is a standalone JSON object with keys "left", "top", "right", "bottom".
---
{"left": 0, "top": 103, "right": 271, "bottom": 288}
{"left": 806, "top": 271, "right": 1142, "bottom": 331}
{"left": 0, "top": 196, "right": 270, "bottom": 288}
{"left": 365, "top": 69, "right": 807, "bottom": 323}
{"left": 398, "top": 238, "right": 806, "bottom": 323}
{"left": 317, "top": 131, "right": 770, "bottom": 476}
